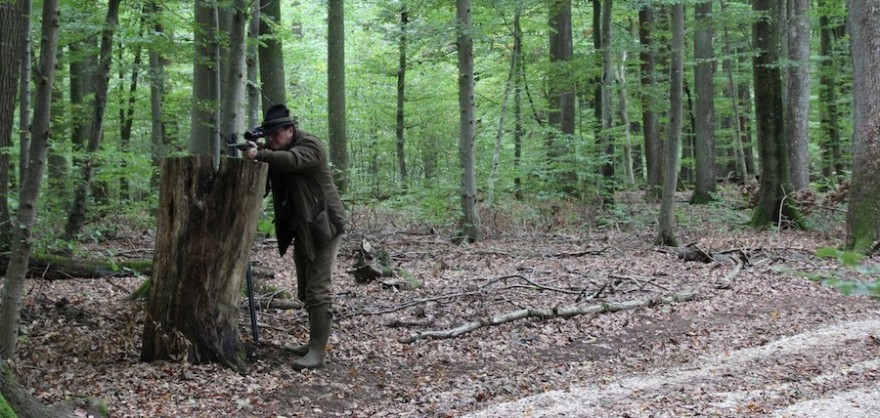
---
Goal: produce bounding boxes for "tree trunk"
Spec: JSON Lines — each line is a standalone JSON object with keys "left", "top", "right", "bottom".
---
{"left": 845, "top": 0, "right": 880, "bottom": 254}
{"left": 141, "top": 156, "right": 267, "bottom": 370}
{"left": 487, "top": 11, "right": 519, "bottom": 208}
{"left": 548, "top": 0, "right": 576, "bottom": 196}
{"left": 456, "top": 0, "right": 481, "bottom": 242}
{"left": 148, "top": 0, "right": 166, "bottom": 188}
{"left": 191, "top": 0, "right": 221, "bottom": 163}
{"left": 784, "top": 0, "right": 811, "bottom": 190}
{"left": 751, "top": 0, "right": 802, "bottom": 228}
{"left": 720, "top": 0, "right": 749, "bottom": 184}
{"left": 395, "top": 9, "right": 409, "bottom": 192}
{"left": 246, "top": 2, "right": 260, "bottom": 129}
{"left": 818, "top": 8, "right": 842, "bottom": 180}
{"left": 48, "top": 50, "right": 69, "bottom": 198}
{"left": 514, "top": 15, "right": 524, "bottom": 201}
{"left": 738, "top": 78, "right": 756, "bottom": 176}
{"left": 64, "top": 0, "right": 121, "bottom": 240}
{"left": 220, "top": 0, "right": 248, "bottom": 152}
{"left": 616, "top": 58, "right": 634, "bottom": 186}
{"left": 119, "top": 35, "right": 142, "bottom": 200}
{"left": 639, "top": 5, "right": 662, "bottom": 200}
{"left": 0, "top": 0, "right": 25, "bottom": 248}
{"left": 692, "top": 0, "right": 716, "bottom": 203}
{"left": 327, "top": 0, "right": 348, "bottom": 193}
{"left": 258, "top": 0, "right": 286, "bottom": 111}
{"left": 598, "top": 0, "right": 615, "bottom": 203}
{"left": 656, "top": 4, "right": 683, "bottom": 247}
{"left": 0, "top": 0, "right": 60, "bottom": 359}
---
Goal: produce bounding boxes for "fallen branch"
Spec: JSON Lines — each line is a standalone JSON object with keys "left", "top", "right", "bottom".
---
{"left": 714, "top": 260, "right": 743, "bottom": 289}
{"left": 400, "top": 291, "right": 696, "bottom": 344}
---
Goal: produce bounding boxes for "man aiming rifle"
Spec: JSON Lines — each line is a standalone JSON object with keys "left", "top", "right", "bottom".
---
{"left": 241, "top": 104, "right": 347, "bottom": 370}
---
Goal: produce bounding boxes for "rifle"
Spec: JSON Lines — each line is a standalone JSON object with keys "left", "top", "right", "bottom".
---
{"left": 226, "top": 133, "right": 260, "bottom": 344}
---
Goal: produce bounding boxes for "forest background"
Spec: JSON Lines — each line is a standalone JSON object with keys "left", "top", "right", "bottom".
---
{"left": 1, "top": 0, "right": 880, "bottom": 416}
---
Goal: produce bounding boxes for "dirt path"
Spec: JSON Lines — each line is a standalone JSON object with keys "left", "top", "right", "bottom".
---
{"left": 465, "top": 316, "right": 880, "bottom": 417}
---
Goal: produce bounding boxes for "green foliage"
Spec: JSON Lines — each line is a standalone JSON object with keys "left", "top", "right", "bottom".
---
{"left": 0, "top": 395, "right": 15, "bottom": 418}
{"left": 785, "top": 247, "right": 880, "bottom": 297}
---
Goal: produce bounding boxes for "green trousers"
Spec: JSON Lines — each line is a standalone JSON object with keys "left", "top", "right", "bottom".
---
{"left": 293, "top": 235, "right": 341, "bottom": 311}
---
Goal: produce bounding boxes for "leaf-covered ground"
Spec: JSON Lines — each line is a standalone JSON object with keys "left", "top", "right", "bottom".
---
{"left": 6, "top": 191, "right": 880, "bottom": 417}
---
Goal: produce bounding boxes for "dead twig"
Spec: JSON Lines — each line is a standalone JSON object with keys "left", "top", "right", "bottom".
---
{"left": 400, "top": 291, "right": 696, "bottom": 343}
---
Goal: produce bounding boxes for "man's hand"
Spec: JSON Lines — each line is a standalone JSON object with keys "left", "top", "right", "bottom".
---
{"left": 243, "top": 141, "right": 259, "bottom": 160}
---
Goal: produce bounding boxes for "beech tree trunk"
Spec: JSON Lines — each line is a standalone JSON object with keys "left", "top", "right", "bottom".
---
{"left": 0, "top": 0, "right": 25, "bottom": 247}
{"left": 148, "top": 0, "right": 166, "bottom": 186}
{"left": 720, "top": 0, "right": 749, "bottom": 183}
{"left": 818, "top": 6, "right": 843, "bottom": 180}
{"left": 64, "top": 0, "right": 121, "bottom": 239}
{"left": 396, "top": 9, "right": 409, "bottom": 192}
{"left": 784, "top": 0, "right": 811, "bottom": 191}
{"left": 846, "top": 0, "right": 880, "bottom": 254}
{"left": 692, "top": 0, "right": 716, "bottom": 203}
{"left": 191, "top": 0, "right": 221, "bottom": 163}
{"left": 258, "top": 0, "right": 286, "bottom": 111}
{"left": 328, "top": 0, "right": 349, "bottom": 193}
{"left": 548, "top": 0, "right": 576, "bottom": 196}
{"left": 639, "top": 6, "right": 662, "bottom": 200}
{"left": 220, "top": 0, "right": 248, "bottom": 150}
{"left": 141, "top": 156, "right": 267, "bottom": 370}
{"left": 0, "top": 0, "right": 60, "bottom": 360}
{"left": 751, "top": 0, "right": 802, "bottom": 228}
{"left": 456, "top": 0, "right": 481, "bottom": 242}
{"left": 656, "top": 4, "right": 683, "bottom": 247}
{"left": 599, "top": 0, "right": 615, "bottom": 203}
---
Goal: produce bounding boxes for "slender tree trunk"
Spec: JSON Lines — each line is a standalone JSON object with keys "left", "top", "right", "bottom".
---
{"left": 65, "top": 0, "right": 122, "bottom": 240}
{"left": 258, "top": 0, "right": 286, "bottom": 110}
{"left": 191, "top": 0, "right": 221, "bottom": 163}
{"left": 818, "top": 9, "right": 842, "bottom": 180}
{"left": 456, "top": 0, "right": 481, "bottom": 242}
{"left": 720, "top": 0, "right": 749, "bottom": 184}
{"left": 639, "top": 6, "right": 662, "bottom": 200}
{"left": 395, "top": 9, "right": 409, "bottom": 192}
{"left": 845, "top": 0, "right": 880, "bottom": 254}
{"left": 681, "top": 81, "right": 696, "bottom": 184}
{"left": 246, "top": 2, "right": 260, "bottom": 129}
{"left": 220, "top": 0, "right": 248, "bottom": 153}
{"left": 784, "top": 0, "right": 811, "bottom": 190}
{"left": 751, "top": 0, "right": 802, "bottom": 228}
{"left": 148, "top": 0, "right": 166, "bottom": 187}
{"left": 739, "top": 79, "right": 756, "bottom": 176}
{"left": 48, "top": 50, "right": 68, "bottom": 199}
{"left": 656, "top": 4, "right": 683, "bottom": 246}
{"left": 118, "top": 38, "right": 142, "bottom": 200}
{"left": 616, "top": 57, "right": 634, "bottom": 186}
{"left": 548, "top": 0, "right": 576, "bottom": 196}
{"left": 598, "top": 0, "right": 615, "bottom": 203}
{"left": 0, "top": 0, "right": 60, "bottom": 359}
{"left": 0, "top": 0, "right": 25, "bottom": 246}
{"left": 327, "top": 0, "right": 348, "bottom": 192}
{"left": 692, "top": 0, "right": 716, "bottom": 203}
{"left": 487, "top": 11, "right": 519, "bottom": 207}
{"left": 514, "top": 16, "right": 524, "bottom": 201}
{"left": 17, "top": 0, "right": 32, "bottom": 185}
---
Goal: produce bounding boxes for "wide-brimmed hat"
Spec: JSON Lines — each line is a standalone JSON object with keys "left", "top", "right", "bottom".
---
{"left": 261, "top": 104, "right": 296, "bottom": 134}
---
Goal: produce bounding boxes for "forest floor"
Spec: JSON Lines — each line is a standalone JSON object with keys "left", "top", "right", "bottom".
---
{"left": 5, "top": 190, "right": 880, "bottom": 417}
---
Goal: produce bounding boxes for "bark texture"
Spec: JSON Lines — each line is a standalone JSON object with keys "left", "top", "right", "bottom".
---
{"left": 456, "top": 0, "right": 481, "bottom": 242}
{"left": 0, "top": 0, "right": 25, "bottom": 246}
{"left": 141, "top": 156, "right": 267, "bottom": 369}
{"left": 656, "top": 4, "right": 683, "bottom": 246}
{"left": 328, "top": 0, "right": 349, "bottom": 193}
{"left": 846, "top": 0, "right": 880, "bottom": 253}
{"left": 692, "top": 0, "right": 716, "bottom": 203}
{"left": 784, "top": 0, "right": 811, "bottom": 190}
{"left": 639, "top": 6, "right": 661, "bottom": 199}
{"left": 751, "top": 0, "right": 801, "bottom": 228}
{"left": 191, "top": 0, "right": 221, "bottom": 162}
{"left": 258, "top": 0, "right": 286, "bottom": 110}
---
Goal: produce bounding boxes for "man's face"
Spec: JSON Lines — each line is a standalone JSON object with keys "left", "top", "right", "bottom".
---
{"left": 266, "top": 125, "right": 294, "bottom": 150}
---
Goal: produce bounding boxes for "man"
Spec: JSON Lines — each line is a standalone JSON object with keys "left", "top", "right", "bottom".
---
{"left": 244, "top": 104, "right": 346, "bottom": 369}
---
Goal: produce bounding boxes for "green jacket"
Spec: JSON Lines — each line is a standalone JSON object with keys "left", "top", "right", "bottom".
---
{"left": 257, "top": 130, "right": 346, "bottom": 259}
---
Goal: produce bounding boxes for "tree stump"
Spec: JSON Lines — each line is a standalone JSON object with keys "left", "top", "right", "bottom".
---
{"left": 141, "top": 156, "right": 267, "bottom": 370}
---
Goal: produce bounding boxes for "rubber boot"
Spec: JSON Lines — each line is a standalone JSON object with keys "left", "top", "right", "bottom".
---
{"left": 292, "top": 308, "right": 331, "bottom": 370}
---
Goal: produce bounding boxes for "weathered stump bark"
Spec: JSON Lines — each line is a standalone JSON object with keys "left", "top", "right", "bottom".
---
{"left": 141, "top": 155, "right": 267, "bottom": 370}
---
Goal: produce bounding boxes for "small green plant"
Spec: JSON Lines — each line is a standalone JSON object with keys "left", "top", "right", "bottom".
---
{"left": 792, "top": 247, "right": 880, "bottom": 297}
